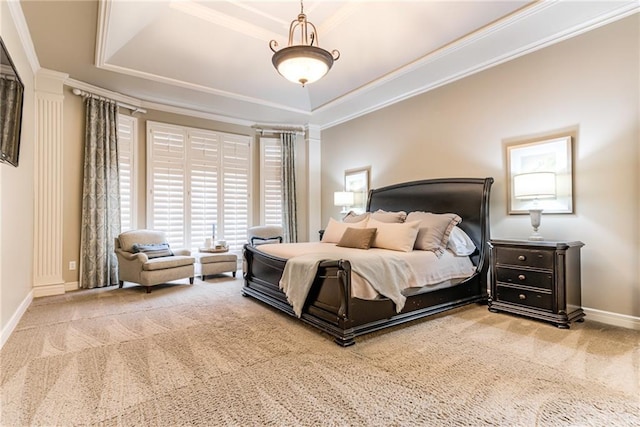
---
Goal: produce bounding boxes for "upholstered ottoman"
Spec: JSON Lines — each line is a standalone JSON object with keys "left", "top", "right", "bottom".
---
{"left": 198, "top": 252, "right": 238, "bottom": 279}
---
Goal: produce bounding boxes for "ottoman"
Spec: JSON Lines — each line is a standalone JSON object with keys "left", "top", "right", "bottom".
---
{"left": 199, "top": 252, "right": 238, "bottom": 279}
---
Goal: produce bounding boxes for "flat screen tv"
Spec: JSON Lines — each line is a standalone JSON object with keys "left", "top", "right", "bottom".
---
{"left": 0, "top": 36, "right": 25, "bottom": 168}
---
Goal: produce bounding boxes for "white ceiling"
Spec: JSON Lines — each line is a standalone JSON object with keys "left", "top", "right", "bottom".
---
{"left": 21, "top": 1, "right": 639, "bottom": 128}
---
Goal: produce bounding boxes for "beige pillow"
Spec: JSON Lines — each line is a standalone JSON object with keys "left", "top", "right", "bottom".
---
{"left": 337, "top": 227, "right": 377, "bottom": 250}
{"left": 368, "top": 218, "right": 420, "bottom": 252}
{"left": 321, "top": 218, "right": 367, "bottom": 243}
{"left": 370, "top": 209, "right": 407, "bottom": 223}
{"left": 342, "top": 211, "right": 371, "bottom": 223}
{"left": 406, "top": 212, "right": 462, "bottom": 256}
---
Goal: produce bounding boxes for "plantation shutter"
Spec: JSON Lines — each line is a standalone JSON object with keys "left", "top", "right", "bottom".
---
{"left": 147, "top": 121, "right": 251, "bottom": 253}
{"left": 221, "top": 134, "right": 251, "bottom": 252}
{"left": 147, "top": 124, "right": 187, "bottom": 248}
{"left": 189, "top": 130, "right": 219, "bottom": 249}
{"left": 260, "top": 137, "right": 283, "bottom": 227}
{"left": 117, "top": 114, "right": 137, "bottom": 231}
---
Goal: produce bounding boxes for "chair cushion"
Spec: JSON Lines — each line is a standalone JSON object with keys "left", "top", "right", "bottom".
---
{"left": 119, "top": 230, "right": 166, "bottom": 252}
{"left": 199, "top": 253, "right": 238, "bottom": 263}
{"left": 142, "top": 255, "right": 195, "bottom": 271}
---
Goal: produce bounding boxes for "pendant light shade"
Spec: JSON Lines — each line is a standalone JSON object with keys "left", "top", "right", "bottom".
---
{"left": 270, "top": 2, "right": 340, "bottom": 86}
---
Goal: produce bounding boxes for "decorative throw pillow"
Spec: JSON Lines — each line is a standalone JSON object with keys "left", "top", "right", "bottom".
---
{"left": 321, "top": 218, "right": 367, "bottom": 243}
{"left": 337, "top": 227, "right": 377, "bottom": 250}
{"left": 368, "top": 218, "right": 420, "bottom": 252}
{"left": 447, "top": 226, "right": 476, "bottom": 256}
{"left": 342, "top": 211, "right": 370, "bottom": 223}
{"left": 406, "top": 211, "right": 462, "bottom": 256}
{"left": 131, "top": 242, "right": 173, "bottom": 259}
{"left": 370, "top": 209, "right": 407, "bottom": 223}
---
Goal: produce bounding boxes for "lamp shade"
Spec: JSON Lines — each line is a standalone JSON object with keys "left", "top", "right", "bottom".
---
{"left": 513, "top": 172, "right": 556, "bottom": 200}
{"left": 334, "top": 191, "right": 355, "bottom": 207}
{"left": 272, "top": 45, "right": 334, "bottom": 86}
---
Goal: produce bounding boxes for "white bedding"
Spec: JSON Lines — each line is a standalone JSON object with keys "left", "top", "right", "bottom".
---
{"left": 256, "top": 242, "right": 476, "bottom": 314}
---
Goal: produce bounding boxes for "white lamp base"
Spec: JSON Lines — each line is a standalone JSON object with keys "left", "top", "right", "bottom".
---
{"left": 528, "top": 208, "right": 544, "bottom": 241}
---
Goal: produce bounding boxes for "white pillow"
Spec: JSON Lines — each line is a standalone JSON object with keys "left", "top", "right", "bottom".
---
{"left": 368, "top": 218, "right": 420, "bottom": 252}
{"left": 321, "top": 218, "right": 367, "bottom": 243}
{"left": 447, "top": 226, "right": 476, "bottom": 256}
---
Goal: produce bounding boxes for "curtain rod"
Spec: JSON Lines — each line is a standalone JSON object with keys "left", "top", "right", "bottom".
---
{"left": 252, "top": 124, "right": 305, "bottom": 135}
{"left": 71, "top": 88, "right": 147, "bottom": 114}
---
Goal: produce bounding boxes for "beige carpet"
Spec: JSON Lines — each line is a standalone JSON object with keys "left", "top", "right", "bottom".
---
{"left": 1, "top": 276, "right": 639, "bottom": 426}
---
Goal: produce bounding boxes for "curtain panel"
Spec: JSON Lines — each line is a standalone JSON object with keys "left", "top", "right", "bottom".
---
{"left": 280, "top": 132, "right": 298, "bottom": 243}
{"left": 79, "top": 97, "right": 121, "bottom": 289}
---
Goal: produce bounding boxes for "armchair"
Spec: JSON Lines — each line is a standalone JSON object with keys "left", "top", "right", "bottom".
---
{"left": 115, "top": 229, "right": 195, "bottom": 293}
{"left": 247, "top": 225, "right": 284, "bottom": 245}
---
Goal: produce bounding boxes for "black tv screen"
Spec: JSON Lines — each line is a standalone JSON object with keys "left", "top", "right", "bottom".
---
{"left": 0, "top": 36, "right": 25, "bottom": 168}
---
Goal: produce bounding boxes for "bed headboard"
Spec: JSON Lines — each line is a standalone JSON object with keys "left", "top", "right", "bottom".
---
{"left": 367, "top": 177, "right": 494, "bottom": 267}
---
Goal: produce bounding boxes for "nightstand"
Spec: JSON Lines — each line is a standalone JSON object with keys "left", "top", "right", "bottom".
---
{"left": 488, "top": 239, "right": 585, "bottom": 328}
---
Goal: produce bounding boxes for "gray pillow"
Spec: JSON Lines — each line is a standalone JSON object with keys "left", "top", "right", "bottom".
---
{"left": 132, "top": 242, "right": 173, "bottom": 259}
{"left": 342, "top": 211, "right": 370, "bottom": 223}
{"left": 405, "top": 212, "right": 462, "bottom": 256}
{"left": 370, "top": 209, "right": 407, "bottom": 223}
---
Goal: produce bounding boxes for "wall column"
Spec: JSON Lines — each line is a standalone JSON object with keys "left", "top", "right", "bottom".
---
{"left": 305, "top": 125, "right": 322, "bottom": 242}
{"left": 33, "top": 69, "right": 67, "bottom": 297}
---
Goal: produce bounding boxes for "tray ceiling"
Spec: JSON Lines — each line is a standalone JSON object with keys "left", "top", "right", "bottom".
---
{"left": 20, "top": 1, "right": 638, "bottom": 128}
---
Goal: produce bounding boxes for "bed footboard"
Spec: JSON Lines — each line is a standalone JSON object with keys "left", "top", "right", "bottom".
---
{"left": 243, "top": 244, "right": 357, "bottom": 345}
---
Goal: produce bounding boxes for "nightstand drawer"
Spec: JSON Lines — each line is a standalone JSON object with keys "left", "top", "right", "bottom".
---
{"left": 495, "top": 247, "right": 553, "bottom": 269}
{"left": 496, "top": 267, "right": 553, "bottom": 290}
{"left": 496, "top": 285, "right": 553, "bottom": 311}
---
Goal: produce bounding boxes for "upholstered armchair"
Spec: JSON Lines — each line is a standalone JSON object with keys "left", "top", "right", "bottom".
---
{"left": 247, "top": 225, "right": 284, "bottom": 245}
{"left": 115, "top": 229, "right": 195, "bottom": 293}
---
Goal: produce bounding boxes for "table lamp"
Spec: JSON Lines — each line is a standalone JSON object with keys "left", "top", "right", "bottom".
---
{"left": 334, "top": 191, "right": 355, "bottom": 214}
{"left": 513, "top": 172, "right": 556, "bottom": 241}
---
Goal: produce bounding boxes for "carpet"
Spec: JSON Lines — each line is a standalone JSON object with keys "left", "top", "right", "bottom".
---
{"left": 1, "top": 277, "right": 639, "bottom": 426}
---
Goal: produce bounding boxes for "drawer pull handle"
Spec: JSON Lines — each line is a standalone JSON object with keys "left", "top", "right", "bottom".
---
{"left": 518, "top": 274, "right": 526, "bottom": 281}
{"left": 519, "top": 294, "right": 526, "bottom": 300}
{"left": 518, "top": 255, "right": 526, "bottom": 261}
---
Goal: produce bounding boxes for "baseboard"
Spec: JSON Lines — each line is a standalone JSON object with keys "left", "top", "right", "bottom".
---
{"left": 33, "top": 283, "right": 66, "bottom": 298}
{"left": 583, "top": 307, "right": 640, "bottom": 330}
{"left": 64, "top": 281, "right": 79, "bottom": 292}
{"left": 0, "top": 290, "right": 33, "bottom": 350}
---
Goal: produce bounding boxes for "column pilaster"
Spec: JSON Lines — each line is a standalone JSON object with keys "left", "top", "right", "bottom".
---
{"left": 33, "top": 69, "right": 67, "bottom": 297}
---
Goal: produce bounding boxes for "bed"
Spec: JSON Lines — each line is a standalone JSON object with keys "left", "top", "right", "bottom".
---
{"left": 242, "top": 177, "right": 494, "bottom": 346}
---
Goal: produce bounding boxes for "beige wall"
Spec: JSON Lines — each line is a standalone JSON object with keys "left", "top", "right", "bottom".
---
{"left": 1, "top": 2, "right": 36, "bottom": 336}
{"left": 322, "top": 15, "right": 640, "bottom": 318}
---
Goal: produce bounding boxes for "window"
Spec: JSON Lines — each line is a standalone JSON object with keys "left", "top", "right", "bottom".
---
{"left": 260, "top": 137, "right": 283, "bottom": 227}
{"left": 147, "top": 121, "right": 251, "bottom": 253}
{"left": 117, "top": 114, "right": 137, "bottom": 231}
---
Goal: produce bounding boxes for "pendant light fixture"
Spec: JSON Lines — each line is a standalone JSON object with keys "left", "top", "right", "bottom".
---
{"left": 269, "top": 1, "right": 340, "bottom": 87}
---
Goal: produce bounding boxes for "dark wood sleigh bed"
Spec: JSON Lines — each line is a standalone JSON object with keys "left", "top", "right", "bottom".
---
{"left": 242, "top": 177, "right": 494, "bottom": 346}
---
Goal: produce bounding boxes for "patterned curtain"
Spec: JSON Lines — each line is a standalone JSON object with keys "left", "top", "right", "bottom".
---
{"left": 79, "top": 97, "right": 121, "bottom": 289}
{"left": 281, "top": 132, "right": 298, "bottom": 243}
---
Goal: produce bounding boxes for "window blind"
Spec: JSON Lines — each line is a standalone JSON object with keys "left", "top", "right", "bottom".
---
{"left": 260, "top": 137, "right": 283, "bottom": 227}
{"left": 148, "top": 125, "right": 187, "bottom": 248}
{"left": 117, "top": 114, "right": 137, "bottom": 231}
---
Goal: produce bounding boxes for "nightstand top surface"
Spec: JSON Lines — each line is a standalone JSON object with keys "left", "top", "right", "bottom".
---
{"left": 489, "top": 239, "right": 584, "bottom": 249}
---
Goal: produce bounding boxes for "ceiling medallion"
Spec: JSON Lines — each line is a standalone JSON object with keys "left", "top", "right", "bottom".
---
{"left": 269, "top": 1, "right": 340, "bottom": 87}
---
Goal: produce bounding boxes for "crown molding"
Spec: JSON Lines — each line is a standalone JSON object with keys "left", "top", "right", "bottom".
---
{"left": 6, "top": 0, "right": 40, "bottom": 73}
{"left": 314, "top": 2, "right": 640, "bottom": 129}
